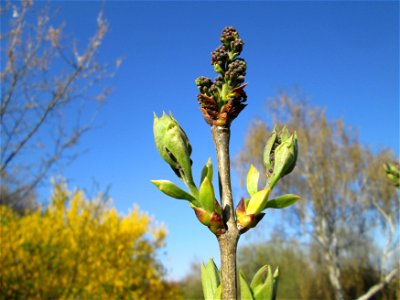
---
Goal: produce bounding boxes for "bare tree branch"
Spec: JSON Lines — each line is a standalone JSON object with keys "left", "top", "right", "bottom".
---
{"left": 0, "top": 0, "right": 118, "bottom": 210}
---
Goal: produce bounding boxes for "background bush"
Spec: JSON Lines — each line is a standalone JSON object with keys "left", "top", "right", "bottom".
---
{"left": 0, "top": 183, "right": 182, "bottom": 299}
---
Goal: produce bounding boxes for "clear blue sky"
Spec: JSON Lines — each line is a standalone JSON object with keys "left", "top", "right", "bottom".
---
{"left": 32, "top": 1, "right": 399, "bottom": 280}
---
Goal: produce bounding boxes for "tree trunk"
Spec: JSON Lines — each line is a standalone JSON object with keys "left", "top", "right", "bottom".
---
{"left": 316, "top": 218, "right": 344, "bottom": 300}
{"left": 325, "top": 252, "right": 344, "bottom": 300}
{"left": 212, "top": 125, "right": 239, "bottom": 300}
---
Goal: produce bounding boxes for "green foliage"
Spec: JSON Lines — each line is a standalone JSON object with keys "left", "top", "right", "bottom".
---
{"left": 384, "top": 162, "right": 400, "bottom": 188}
{"left": 152, "top": 113, "right": 225, "bottom": 235}
{"left": 236, "top": 125, "right": 300, "bottom": 234}
{"left": 238, "top": 235, "right": 331, "bottom": 300}
{"left": 200, "top": 258, "right": 279, "bottom": 300}
{"left": 246, "top": 164, "right": 260, "bottom": 197}
{"left": 201, "top": 259, "right": 221, "bottom": 300}
{"left": 239, "top": 265, "right": 279, "bottom": 300}
{"left": 264, "top": 194, "right": 300, "bottom": 210}
{"left": 199, "top": 177, "right": 216, "bottom": 213}
{"left": 151, "top": 180, "right": 196, "bottom": 202}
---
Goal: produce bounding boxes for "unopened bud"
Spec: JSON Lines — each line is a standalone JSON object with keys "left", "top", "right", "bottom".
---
{"left": 235, "top": 197, "right": 266, "bottom": 234}
{"left": 264, "top": 126, "right": 298, "bottom": 188}
{"left": 153, "top": 112, "right": 195, "bottom": 186}
{"left": 384, "top": 162, "right": 400, "bottom": 188}
{"left": 193, "top": 206, "right": 225, "bottom": 235}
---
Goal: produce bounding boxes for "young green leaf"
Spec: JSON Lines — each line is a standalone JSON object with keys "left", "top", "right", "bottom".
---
{"left": 201, "top": 259, "right": 220, "bottom": 300}
{"left": 214, "top": 284, "right": 222, "bottom": 300}
{"left": 239, "top": 271, "right": 254, "bottom": 300}
{"left": 272, "top": 267, "right": 279, "bottom": 300}
{"left": 245, "top": 188, "right": 270, "bottom": 215}
{"left": 199, "top": 177, "right": 216, "bottom": 213}
{"left": 253, "top": 265, "right": 273, "bottom": 300}
{"left": 250, "top": 265, "right": 269, "bottom": 291}
{"left": 247, "top": 164, "right": 260, "bottom": 196}
{"left": 151, "top": 180, "right": 196, "bottom": 202}
{"left": 264, "top": 194, "right": 300, "bottom": 210}
{"left": 200, "top": 158, "right": 213, "bottom": 186}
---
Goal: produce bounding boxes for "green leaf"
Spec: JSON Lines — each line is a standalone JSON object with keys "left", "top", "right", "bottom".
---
{"left": 250, "top": 265, "right": 269, "bottom": 291}
{"left": 201, "top": 259, "right": 220, "bottom": 300}
{"left": 263, "top": 127, "right": 278, "bottom": 174}
{"left": 214, "top": 284, "right": 222, "bottom": 300}
{"left": 272, "top": 267, "right": 279, "bottom": 300}
{"left": 151, "top": 180, "right": 195, "bottom": 202}
{"left": 246, "top": 188, "right": 270, "bottom": 215}
{"left": 253, "top": 265, "right": 273, "bottom": 300}
{"left": 264, "top": 194, "right": 300, "bottom": 210}
{"left": 200, "top": 158, "right": 213, "bottom": 185}
{"left": 247, "top": 164, "right": 260, "bottom": 196}
{"left": 199, "top": 177, "right": 216, "bottom": 213}
{"left": 239, "top": 271, "right": 254, "bottom": 300}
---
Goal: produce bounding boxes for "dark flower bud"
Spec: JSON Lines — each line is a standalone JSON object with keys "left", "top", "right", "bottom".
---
{"left": 195, "top": 76, "right": 214, "bottom": 96}
{"left": 225, "top": 59, "right": 247, "bottom": 86}
{"left": 214, "top": 75, "right": 224, "bottom": 88}
{"left": 231, "top": 38, "right": 244, "bottom": 55}
{"left": 220, "top": 26, "right": 239, "bottom": 45}
{"left": 195, "top": 76, "right": 213, "bottom": 89}
{"left": 211, "top": 45, "right": 228, "bottom": 67}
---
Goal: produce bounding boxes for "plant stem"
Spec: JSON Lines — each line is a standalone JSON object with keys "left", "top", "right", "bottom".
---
{"left": 212, "top": 125, "right": 239, "bottom": 300}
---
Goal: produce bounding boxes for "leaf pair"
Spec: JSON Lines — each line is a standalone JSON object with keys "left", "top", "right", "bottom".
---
{"left": 240, "top": 265, "right": 279, "bottom": 300}
{"left": 152, "top": 158, "right": 215, "bottom": 210}
{"left": 201, "top": 259, "right": 279, "bottom": 300}
{"left": 152, "top": 159, "right": 225, "bottom": 235}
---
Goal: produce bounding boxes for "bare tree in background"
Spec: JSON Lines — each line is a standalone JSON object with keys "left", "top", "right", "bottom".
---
{"left": 0, "top": 0, "right": 119, "bottom": 211}
{"left": 235, "top": 93, "right": 399, "bottom": 300}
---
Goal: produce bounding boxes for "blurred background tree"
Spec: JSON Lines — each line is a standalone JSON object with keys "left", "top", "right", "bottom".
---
{"left": 234, "top": 93, "right": 399, "bottom": 300}
{"left": 0, "top": 182, "right": 182, "bottom": 299}
{"left": 179, "top": 262, "right": 203, "bottom": 300}
{"left": 0, "top": 0, "right": 118, "bottom": 212}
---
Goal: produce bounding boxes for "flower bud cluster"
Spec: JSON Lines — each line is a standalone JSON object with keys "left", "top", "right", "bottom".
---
{"left": 195, "top": 76, "right": 218, "bottom": 99}
{"left": 225, "top": 59, "right": 246, "bottom": 86}
{"left": 195, "top": 26, "right": 247, "bottom": 127}
{"left": 221, "top": 26, "right": 244, "bottom": 53}
{"left": 211, "top": 45, "right": 228, "bottom": 67}
{"left": 221, "top": 26, "right": 238, "bottom": 43}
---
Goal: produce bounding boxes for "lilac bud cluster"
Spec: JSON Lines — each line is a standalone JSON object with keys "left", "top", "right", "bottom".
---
{"left": 211, "top": 45, "right": 228, "bottom": 66}
{"left": 225, "top": 59, "right": 246, "bottom": 86}
{"left": 221, "top": 26, "right": 239, "bottom": 44}
{"left": 195, "top": 76, "right": 218, "bottom": 98}
{"left": 221, "top": 26, "right": 244, "bottom": 55}
{"left": 195, "top": 26, "right": 248, "bottom": 127}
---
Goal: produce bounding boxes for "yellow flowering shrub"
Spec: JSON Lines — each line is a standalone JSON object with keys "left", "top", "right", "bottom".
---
{"left": 0, "top": 184, "right": 182, "bottom": 299}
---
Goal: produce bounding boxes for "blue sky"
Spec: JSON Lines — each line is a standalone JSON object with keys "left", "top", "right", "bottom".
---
{"left": 20, "top": 1, "right": 400, "bottom": 280}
